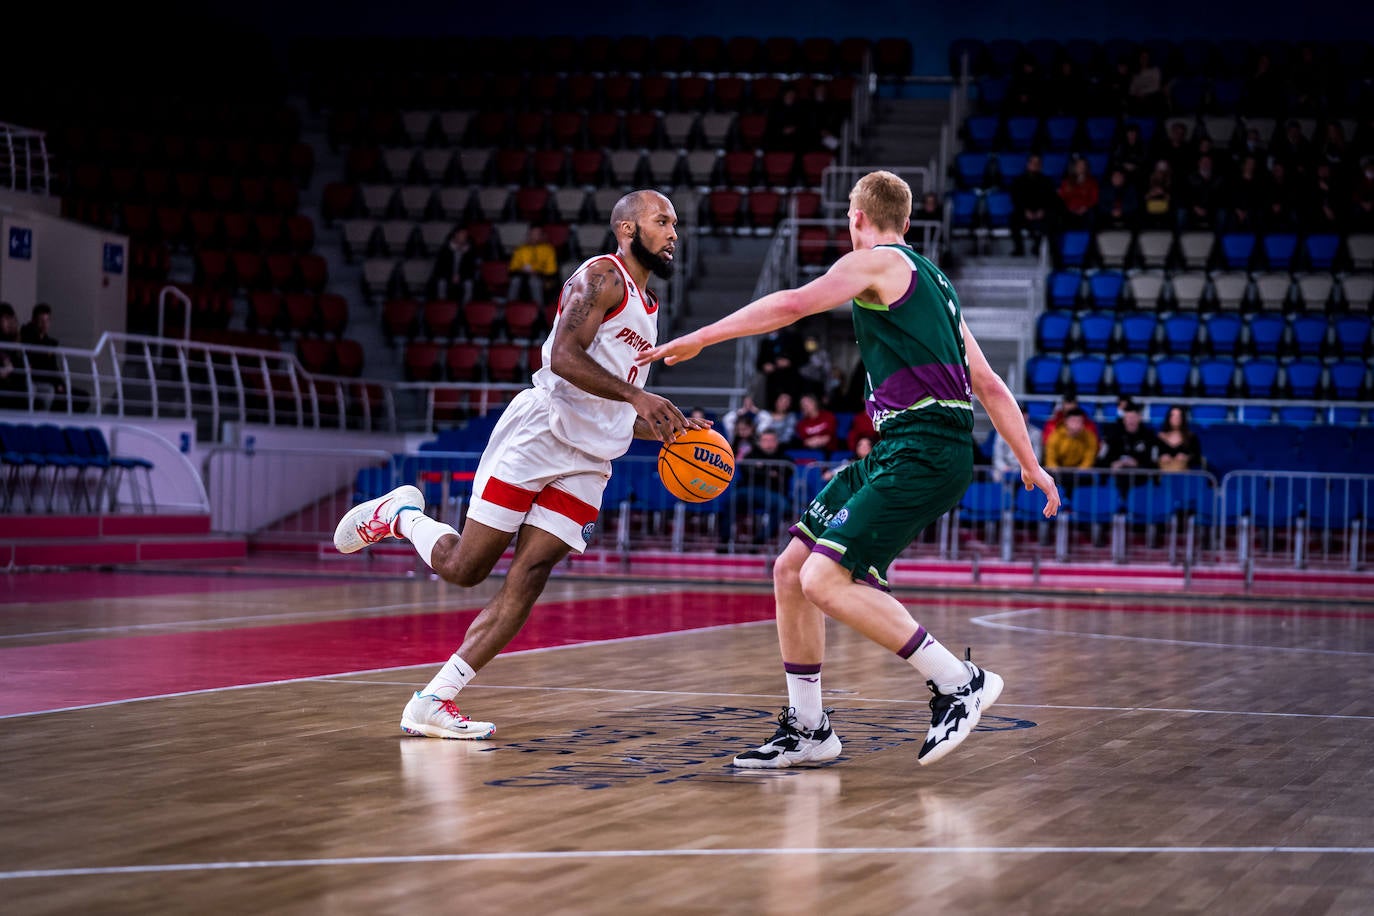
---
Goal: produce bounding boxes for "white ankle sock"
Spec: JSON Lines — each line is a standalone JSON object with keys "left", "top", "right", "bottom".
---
{"left": 898, "top": 627, "right": 971, "bottom": 693}
{"left": 422, "top": 652, "right": 477, "bottom": 700}
{"left": 396, "top": 511, "right": 457, "bottom": 569}
{"left": 784, "top": 664, "right": 824, "bottom": 730}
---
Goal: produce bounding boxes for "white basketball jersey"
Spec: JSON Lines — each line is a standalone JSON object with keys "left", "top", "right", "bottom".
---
{"left": 533, "top": 253, "right": 660, "bottom": 460}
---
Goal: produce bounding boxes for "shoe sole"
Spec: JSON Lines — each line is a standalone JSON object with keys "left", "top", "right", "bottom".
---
{"left": 917, "top": 670, "right": 1004, "bottom": 767}
{"left": 400, "top": 718, "right": 496, "bottom": 740}
{"left": 731, "top": 734, "right": 842, "bottom": 769}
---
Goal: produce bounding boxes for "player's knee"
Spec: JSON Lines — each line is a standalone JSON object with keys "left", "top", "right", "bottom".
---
{"left": 797, "top": 554, "right": 845, "bottom": 608}
{"left": 773, "top": 546, "right": 806, "bottom": 591}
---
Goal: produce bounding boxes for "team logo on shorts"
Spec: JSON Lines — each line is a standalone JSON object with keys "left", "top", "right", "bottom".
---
{"left": 826, "top": 509, "right": 849, "bottom": 528}
{"left": 582, "top": 522, "right": 596, "bottom": 541}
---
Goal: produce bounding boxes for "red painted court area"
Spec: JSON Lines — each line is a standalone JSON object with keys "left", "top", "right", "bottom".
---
{"left": 0, "top": 589, "right": 778, "bottom": 717}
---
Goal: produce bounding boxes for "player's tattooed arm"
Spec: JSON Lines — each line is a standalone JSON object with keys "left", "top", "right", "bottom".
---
{"left": 549, "top": 261, "right": 687, "bottom": 441}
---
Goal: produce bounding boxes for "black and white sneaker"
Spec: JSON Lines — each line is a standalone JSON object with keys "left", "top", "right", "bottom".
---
{"left": 732, "top": 707, "right": 842, "bottom": 769}
{"left": 916, "top": 655, "right": 1004, "bottom": 767}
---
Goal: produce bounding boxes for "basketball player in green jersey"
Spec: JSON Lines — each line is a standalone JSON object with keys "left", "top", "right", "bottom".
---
{"left": 638, "top": 171, "right": 1059, "bottom": 768}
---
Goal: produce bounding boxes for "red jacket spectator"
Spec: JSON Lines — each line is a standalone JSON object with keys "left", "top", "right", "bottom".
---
{"left": 846, "top": 410, "right": 877, "bottom": 452}
{"left": 795, "top": 394, "right": 838, "bottom": 451}
{"left": 1058, "top": 158, "right": 1100, "bottom": 219}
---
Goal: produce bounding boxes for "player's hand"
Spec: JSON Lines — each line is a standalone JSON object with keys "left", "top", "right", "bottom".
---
{"left": 637, "top": 334, "right": 704, "bottom": 367}
{"left": 1023, "top": 466, "right": 1060, "bottom": 518}
{"left": 633, "top": 391, "right": 689, "bottom": 443}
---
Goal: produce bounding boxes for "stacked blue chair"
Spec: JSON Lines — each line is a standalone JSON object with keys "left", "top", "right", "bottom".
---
{"left": 1119, "top": 313, "right": 1157, "bottom": 353}
{"left": 1303, "top": 234, "right": 1340, "bottom": 271}
{"left": 1162, "top": 313, "right": 1200, "bottom": 354}
{"left": 955, "top": 151, "right": 990, "bottom": 188}
{"left": 1240, "top": 357, "right": 1280, "bottom": 398}
{"left": 1066, "top": 353, "right": 1107, "bottom": 394}
{"left": 985, "top": 191, "right": 1013, "bottom": 230}
{"left": 994, "top": 151, "right": 1028, "bottom": 184}
{"left": 1005, "top": 116, "right": 1038, "bottom": 151}
{"left": 1089, "top": 270, "right": 1125, "bottom": 309}
{"left": 1026, "top": 354, "right": 1065, "bottom": 394}
{"left": 36, "top": 423, "right": 93, "bottom": 513}
{"left": 1041, "top": 152, "right": 1070, "bottom": 180}
{"left": 1197, "top": 357, "right": 1236, "bottom": 397}
{"left": 1110, "top": 354, "right": 1150, "bottom": 396}
{"left": 1048, "top": 270, "right": 1082, "bottom": 309}
{"left": 0, "top": 422, "right": 50, "bottom": 512}
{"left": 1284, "top": 358, "right": 1324, "bottom": 399}
{"left": 1203, "top": 313, "right": 1242, "bottom": 355}
{"left": 1044, "top": 116, "right": 1078, "bottom": 151}
{"left": 1036, "top": 311, "right": 1074, "bottom": 352}
{"left": 1263, "top": 233, "right": 1298, "bottom": 270}
{"left": 1077, "top": 312, "right": 1115, "bottom": 353}
{"left": 1332, "top": 315, "right": 1370, "bottom": 358}
{"left": 1329, "top": 360, "right": 1370, "bottom": 400}
{"left": 1220, "top": 233, "right": 1256, "bottom": 270}
{"left": 1289, "top": 314, "right": 1328, "bottom": 358}
{"left": 964, "top": 115, "right": 999, "bottom": 150}
{"left": 1246, "top": 313, "right": 1285, "bottom": 356}
{"left": 1154, "top": 355, "right": 1193, "bottom": 396}
{"left": 1083, "top": 116, "right": 1118, "bottom": 151}
{"left": 84, "top": 427, "right": 157, "bottom": 512}
{"left": 1057, "top": 230, "right": 1091, "bottom": 268}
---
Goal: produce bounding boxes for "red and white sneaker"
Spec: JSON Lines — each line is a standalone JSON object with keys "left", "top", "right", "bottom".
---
{"left": 400, "top": 692, "right": 496, "bottom": 740}
{"left": 333, "top": 485, "right": 424, "bottom": 554}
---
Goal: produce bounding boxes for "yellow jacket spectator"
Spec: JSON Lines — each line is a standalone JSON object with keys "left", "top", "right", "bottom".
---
{"left": 508, "top": 226, "right": 558, "bottom": 304}
{"left": 1044, "top": 408, "right": 1099, "bottom": 469}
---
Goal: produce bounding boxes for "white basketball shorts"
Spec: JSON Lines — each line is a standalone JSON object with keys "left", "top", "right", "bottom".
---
{"left": 465, "top": 387, "right": 612, "bottom": 553}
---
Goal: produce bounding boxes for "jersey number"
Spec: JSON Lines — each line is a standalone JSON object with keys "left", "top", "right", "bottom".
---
{"left": 626, "top": 365, "right": 639, "bottom": 385}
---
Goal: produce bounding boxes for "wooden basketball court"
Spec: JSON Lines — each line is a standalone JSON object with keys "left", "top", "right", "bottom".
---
{"left": 2, "top": 560, "right": 1372, "bottom": 914}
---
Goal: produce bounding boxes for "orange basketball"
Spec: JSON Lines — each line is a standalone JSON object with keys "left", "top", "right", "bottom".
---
{"left": 658, "top": 427, "right": 735, "bottom": 503}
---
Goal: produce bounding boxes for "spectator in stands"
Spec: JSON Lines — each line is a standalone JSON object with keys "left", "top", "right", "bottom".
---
{"left": 20, "top": 303, "right": 61, "bottom": 410}
{"left": 1154, "top": 406, "right": 1202, "bottom": 472}
{"left": 1235, "top": 126, "right": 1268, "bottom": 165}
{"left": 823, "top": 434, "right": 873, "bottom": 482}
{"left": 722, "top": 396, "right": 761, "bottom": 447}
{"left": 1128, "top": 49, "right": 1165, "bottom": 115}
{"left": 1181, "top": 154, "right": 1224, "bottom": 230}
{"left": 1223, "top": 155, "right": 1266, "bottom": 231}
{"left": 794, "top": 393, "right": 838, "bottom": 452}
{"left": 796, "top": 335, "right": 833, "bottom": 399}
{"left": 1046, "top": 57, "right": 1089, "bottom": 115}
{"left": 1263, "top": 161, "right": 1301, "bottom": 230}
{"left": 1304, "top": 161, "right": 1344, "bottom": 232}
{"left": 730, "top": 414, "right": 759, "bottom": 462}
{"left": 431, "top": 226, "right": 478, "bottom": 303}
{"left": 1243, "top": 52, "right": 1284, "bottom": 116}
{"left": 807, "top": 82, "right": 844, "bottom": 153}
{"left": 1058, "top": 157, "right": 1100, "bottom": 229}
{"left": 907, "top": 192, "right": 943, "bottom": 249}
{"left": 1319, "top": 121, "right": 1349, "bottom": 172}
{"left": 845, "top": 409, "right": 877, "bottom": 454}
{"left": 1042, "top": 391, "right": 1099, "bottom": 444}
{"left": 1110, "top": 122, "right": 1150, "bottom": 187}
{"left": 507, "top": 225, "right": 559, "bottom": 305}
{"left": 1005, "top": 55, "right": 1043, "bottom": 116}
{"left": 755, "top": 327, "right": 806, "bottom": 405}
{"left": 1142, "top": 162, "right": 1174, "bottom": 230}
{"left": 1271, "top": 120, "right": 1314, "bottom": 178}
{"left": 1157, "top": 121, "right": 1194, "bottom": 181}
{"left": 0, "top": 303, "right": 25, "bottom": 408}
{"left": 1044, "top": 407, "right": 1099, "bottom": 471}
{"left": 1097, "top": 168, "right": 1139, "bottom": 229}
{"left": 756, "top": 392, "right": 799, "bottom": 447}
{"left": 1096, "top": 400, "right": 1155, "bottom": 472}
{"left": 766, "top": 84, "right": 809, "bottom": 153}
{"left": 1352, "top": 157, "right": 1374, "bottom": 231}
{"left": 991, "top": 402, "right": 1042, "bottom": 479}
{"left": 1009, "top": 153, "right": 1059, "bottom": 256}
{"left": 721, "top": 429, "right": 794, "bottom": 547}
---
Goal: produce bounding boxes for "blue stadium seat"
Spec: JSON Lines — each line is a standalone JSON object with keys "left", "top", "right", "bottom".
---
{"left": 1085, "top": 152, "right": 1109, "bottom": 179}
{"left": 1220, "top": 232, "right": 1256, "bottom": 270}
{"left": 1171, "top": 77, "right": 1207, "bottom": 112}
{"left": 1044, "top": 116, "right": 1078, "bottom": 151}
{"left": 0, "top": 423, "right": 52, "bottom": 512}
{"left": 984, "top": 191, "right": 1013, "bottom": 228}
{"left": 1203, "top": 312, "right": 1242, "bottom": 355}
{"left": 1040, "top": 152, "right": 1070, "bottom": 181}
{"left": 1153, "top": 355, "right": 1193, "bottom": 396}
{"left": 1110, "top": 354, "right": 1150, "bottom": 396}
{"left": 1190, "top": 404, "right": 1229, "bottom": 427}
{"left": 1276, "top": 406, "right": 1318, "bottom": 426}
{"left": 955, "top": 151, "right": 990, "bottom": 189}
{"left": 1027, "top": 400, "right": 1055, "bottom": 426}
{"left": 1123, "top": 117, "right": 1157, "bottom": 145}
{"left": 1036, "top": 310, "right": 1074, "bottom": 352}
{"left": 1197, "top": 357, "right": 1236, "bottom": 397}
{"left": 994, "top": 151, "right": 1028, "bottom": 184}
{"left": 950, "top": 191, "right": 978, "bottom": 230}
{"left": 1211, "top": 78, "right": 1244, "bottom": 112}
{"left": 975, "top": 76, "right": 1009, "bottom": 110}
{"left": 1161, "top": 313, "right": 1200, "bottom": 354}
{"left": 964, "top": 115, "right": 999, "bottom": 150}
{"left": 1237, "top": 403, "right": 1274, "bottom": 424}
{"left": 1015, "top": 479, "right": 1063, "bottom": 522}
{"left": 1262, "top": 233, "right": 1298, "bottom": 270}
{"left": 1088, "top": 270, "right": 1125, "bottom": 309}
{"left": 1057, "top": 231, "right": 1091, "bottom": 268}
{"left": 1066, "top": 353, "right": 1107, "bottom": 394}
{"left": 1077, "top": 312, "right": 1116, "bottom": 353}
{"left": 1084, "top": 116, "right": 1118, "bottom": 151}
{"left": 1004, "top": 116, "right": 1039, "bottom": 151}
{"left": 1329, "top": 406, "right": 1363, "bottom": 425}
{"left": 960, "top": 480, "right": 1008, "bottom": 522}
{"left": 1246, "top": 312, "right": 1286, "bottom": 356}
{"left": 1048, "top": 270, "right": 1083, "bottom": 309}
{"left": 1284, "top": 357, "right": 1324, "bottom": 399}
{"left": 1068, "top": 483, "right": 1123, "bottom": 524}
{"left": 1333, "top": 315, "right": 1371, "bottom": 358}
{"left": 1303, "top": 234, "right": 1340, "bottom": 271}
{"left": 1329, "top": 360, "right": 1370, "bottom": 399}
{"left": 1289, "top": 314, "right": 1328, "bottom": 358}
{"left": 1239, "top": 356, "right": 1280, "bottom": 398}
{"left": 1119, "top": 313, "right": 1157, "bottom": 353}
{"left": 1026, "top": 354, "right": 1065, "bottom": 394}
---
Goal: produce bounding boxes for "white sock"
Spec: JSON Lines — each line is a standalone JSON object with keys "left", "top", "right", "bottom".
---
{"left": 422, "top": 652, "right": 477, "bottom": 700}
{"left": 396, "top": 510, "right": 456, "bottom": 569}
{"left": 784, "top": 664, "right": 824, "bottom": 730}
{"left": 897, "top": 626, "right": 971, "bottom": 694}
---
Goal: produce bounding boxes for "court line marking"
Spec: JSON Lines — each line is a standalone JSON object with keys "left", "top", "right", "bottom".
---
{"left": 971, "top": 607, "right": 1374, "bottom": 657}
{"left": 3, "top": 845, "right": 1372, "bottom": 880}
{"left": 0, "top": 619, "right": 775, "bottom": 721}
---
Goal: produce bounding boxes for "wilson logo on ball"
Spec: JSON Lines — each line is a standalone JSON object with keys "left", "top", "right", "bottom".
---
{"left": 691, "top": 447, "right": 733, "bottom": 477}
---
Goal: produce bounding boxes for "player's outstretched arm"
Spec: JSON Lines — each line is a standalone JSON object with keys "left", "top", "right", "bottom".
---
{"left": 549, "top": 260, "right": 688, "bottom": 443}
{"left": 637, "top": 251, "right": 880, "bottom": 367}
{"left": 962, "top": 319, "right": 1060, "bottom": 517}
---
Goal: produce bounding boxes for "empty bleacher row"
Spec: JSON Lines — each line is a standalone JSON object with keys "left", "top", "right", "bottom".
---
{"left": 0, "top": 422, "right": 153, "bottom": 514}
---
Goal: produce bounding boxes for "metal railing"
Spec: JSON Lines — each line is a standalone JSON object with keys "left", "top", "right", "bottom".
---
{"left": 1218, "top": 471, "right": 1373, "bottom": 570}
{"left": 819, "top": 164, "right": 933, "bottom": 216}
{"left": 0, "top": 121, "right": 51, "bottom": 194}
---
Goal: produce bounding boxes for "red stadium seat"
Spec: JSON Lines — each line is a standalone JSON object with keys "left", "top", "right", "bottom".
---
{"left": 298, "top": 254, "right": 328, "bottom": 292}
{"left": 381, "top": 298, "right": 420, "bottom": 343}
{"left": 493, "top": 149, "right": 528, "bottom": 184}
{"left": 587, "top": 113, "right": 621, "bottom": 148}
{"left": 296, "top": 337, "right": 334, "bottom": 374}
{"left": 532, "top": 152, "right": 566, "bottom": 186}
{"left": 503, "top": 301, "right": 541, "bottom": 341}
{"left": 747, "top": 190, "right": 783, "bottom": 230}
{"left": 550, "top": 112, "right": 584, "bottom": 147}
{"left": 249, "top": 291, "right": 284, "bottom": 332}
{"left": 445, "top": 342, "right": 481, "bottom": 381}
{"left": 423, "top": 300, "right": 460, "bottom": 340}
{"left": 405, "top": 342, "right": 443, "bottom": 382}
{"left": 284, "top": 293, "right": 317, "bottom": 335}
{"left": 485, "top": 343, "right": 525, "bottom": 382}
{"left": 287, "top": 214, "right": 316, "bottom": 253}
{"left": 265, "top": 253, "right": 295, "bottom": 290}
{"left": 463, "top": 300, "right": 499, "bottom": 339}
{"left": 231, "top": 251, "right": 266, "bottom": 290}
{"left": 708, "top": 190, "right": 743, "bottom": 232}
{"left": 335, "top": 339, "right": 365, "bottom": 377}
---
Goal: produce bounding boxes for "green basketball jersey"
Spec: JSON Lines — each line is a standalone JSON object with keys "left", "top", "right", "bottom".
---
{"left": 851, "top": 244, "right": 974, "bottom": 434}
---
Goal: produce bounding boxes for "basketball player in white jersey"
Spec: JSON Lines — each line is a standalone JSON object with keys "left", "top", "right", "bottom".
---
{"left": 334, "top": 190, "right": 706, "bottom": 739}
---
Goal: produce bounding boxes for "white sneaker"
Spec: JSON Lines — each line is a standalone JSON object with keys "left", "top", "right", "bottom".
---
{"left": 732, "top": 707, "right": 842, "bottom": 769}
{"left": 917, "top": 658, "right": 1004, "bottom": 767}
{"left": 400, "top": 692, "right": 496, "bottom": 740}
{"left": 334, "top": 485, "right": 424, "bottom": 554}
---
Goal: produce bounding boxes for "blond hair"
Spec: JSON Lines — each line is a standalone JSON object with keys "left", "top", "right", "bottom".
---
{"left": 849, "top": 170, "right": 912, "bottom": 232}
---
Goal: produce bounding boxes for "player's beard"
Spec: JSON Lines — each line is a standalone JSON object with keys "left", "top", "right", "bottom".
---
{"left": 630, "top": 225, "right": 675, "bottom": 279}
